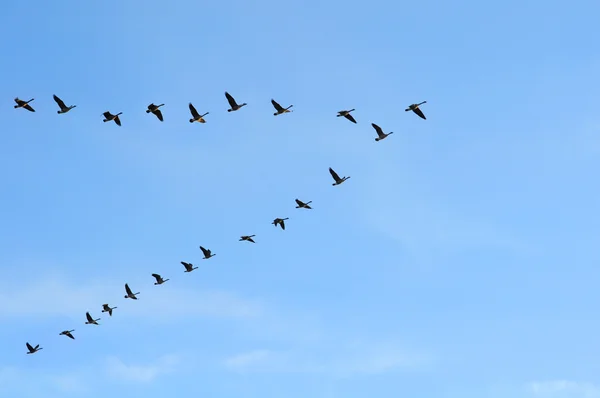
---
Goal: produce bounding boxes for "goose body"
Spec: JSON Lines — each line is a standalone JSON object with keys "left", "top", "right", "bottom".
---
{"left": 181, "top": 261, "right": 198, "bottom": 272}
{"left": 189, "top": 103, "right": 209, "bottom": 123}
{"left": 272, "top": 217, "right": 289, "bottom": 230}
{"left": 329, "top": 167, "right": 350, "bottom": 186}
{"left": 371, "top": 123, "right": 394, "bottom": 141}
{"left": 85, "top": 312, "right": 100, "bottom": 325}
{"left": 59, "top": 330, "right": 75, "bottom": 340}
{"left": 271, "top": 99, "right": 293, "bottom": 116}
{"left": 200, "top": 246, "right": 215, "bottom": 259}
{"left": 14, "top": 97, "right": 35, "bottom": 112}
{"left": 295, "top": 199, "right": 312, "bottom": 209}
{"left": 146, "top": 103, "right": 164, "bottom": 121}
{"left": 152, "top": 273, "right": 169, "bottom": 285}
{"left": 124, "top": 283, "right": 140, "bottom": 300}
{"left": 240, "top": 235, "right": 256, "bottom": 243}
{"left": 337, "top": 109, "right": 356, "bottom": 123}
{"left": 102, "top": 304, "right": 117, "bottom": 316}
{"left": 26, "top": 342, "right": 42, "bottom": 354}
{"left": 405, "top": 101, "right": 427, "bottom": 120}
{"left": 102, "top": 111, "right": 122, "bottom": 126}
{"left": 225, "top": 92, "right": 247, "bottom": 112}
{"left": 53, "top": 94, "right": 76, "bottom": 114}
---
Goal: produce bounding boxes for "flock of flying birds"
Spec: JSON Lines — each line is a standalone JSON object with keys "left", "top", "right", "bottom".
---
{"left": 16, "top": 91, "right": 428, "bottom": 355}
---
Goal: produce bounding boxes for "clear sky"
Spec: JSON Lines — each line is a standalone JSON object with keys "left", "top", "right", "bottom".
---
{"left": 1, "top": 0, "right": 599, "bottom": 397}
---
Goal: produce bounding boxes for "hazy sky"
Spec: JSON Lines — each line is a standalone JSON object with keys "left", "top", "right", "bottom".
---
{"left": 1, "top": 0, "right": 600, "bottom": 397}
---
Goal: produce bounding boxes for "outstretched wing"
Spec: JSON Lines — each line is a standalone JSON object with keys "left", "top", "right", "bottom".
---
{"left": 151, "top": 273, "right": 161, "bottom": 281}
{"left": 200, "top": 246, "right": 209, "bottom": 256}
{"left": 413, "top": 107, "right": 426, "bottom": 120}
{"left": 53, "top": 94, "right": 66, "bottom": 109}
{"left": 103, "top": 111, "right": 113, "bottom": 119}
{"left": 23, "top": 104, "right": 35, "bottom": 112}
{"left": 344, "top": 113, "right": 357, "bottom": 123}
{"left": 114, "top": 115, "right": 122, "bottom": 126}
{"left": 271, "top": 99, "right": 283, "bottom": 112}
{"left": 225, "top": 92, "right": 237, "bottom": 108}
{"left": 153, "top": 109, "right": 163, "bottom": 121}
{"left": 125, "top": 283, "right": 132, "bottom": 295}
{"left": 86, "top": 312, "right": 93, "bottom": 322}
{"left": 371, "top": 123, "right": 384, "bottom": 137}
{"left": 329, "top": 167, "right": 341, "bottom": 181}
{"left": 189, "top": 103, "right": 200, "bottom": 118}
{"left": 26, "top": 342, "right": 34, "bottom": 351}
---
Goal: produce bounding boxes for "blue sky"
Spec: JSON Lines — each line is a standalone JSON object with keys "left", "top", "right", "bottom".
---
{"left": 1, "top": 0, "right": 599, "bottom": 397}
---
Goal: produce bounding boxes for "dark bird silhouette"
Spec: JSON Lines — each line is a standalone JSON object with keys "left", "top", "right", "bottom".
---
{"left": 53, "top": 94, "right": 76, "bottom": 114}
{"left": 14, "top": 97, "right": 35, "bottom": 112}
{"left": 102, "top": 304, "right": 117, "bottom": 316}
{"left": 124, "top": 283, "right": 139, "bottom": 300}
{"left": 26, "top": 342, "right": 42, "bottom": 354}
{"left": 295, "top": 199, "right": 312, "bottom": 209}
{"left": 329, "top": 167, "right": 350, "bottom": 186}
{"left": 85, "top": 312, "right": 100, "bottom": 325}
{"left": 225, "top": 92, "right": 247, "bottom": 112}
{"left": 272, "top": 218, "right": 289, "bottom": 230}
{"left": 371, "top": 123, "right": 394, "bottom": 141}
{"left": 102, "top": 111, "right": 122, "bottom": 126}
{"left": 271, "top": 99, "right": 293, "bottom": 116}
{"left": 240, "top": 235, "right": 256, "bottom": 243}
{"left": 189, "top": 103, "right": 209, "bottom": 123}
{"left": 200, "top": 246, "right": 215, "bottom": 259}
{"left": 181, "top": 261, "right": 198, "bottom": 272}
{"left": 146, "top": 103, "right": 164, "bottom": 121}
{"left": 59, "top": 330, "right": 75, "bottom": 340}
{"left": 405, "top": 101, "right": 427, "bottom": 120}
{"left": 152, "top": 273, "right": 169, "bottom": 285}
{"left": 337, "top": 109, "right": 356, "bottom": 123}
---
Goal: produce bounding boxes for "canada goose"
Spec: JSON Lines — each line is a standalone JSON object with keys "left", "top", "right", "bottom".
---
{"left": 181, "top": 261, "right": 198, "bottom": 272}
{"left": 371, "top": 123, "right": 394, "bottom": 141}
{"left": 189, "top": 103, "right": 209, "bottom": 123}
{"left": 59, "top": 330, "right": 75, "bottom": 340}
{"left": 14, "top": 97, "right": 35, "bottom": 112}
{"left": 272, "top": 217, "right": 289, "bottom": 230}
{"left": 146, "top": 103, "right": 164, "bottom": 121}
{"left": 124, "top": 283, "right": 140, "bottom": 300}
{"left": 152, "top": 273, "right": 169, "bottom": 285}
{"left": 240, "top": 235, "right": 256, "bottom": 243}
{"left": 337, "top": 109, "right": 356, "bottom": 123}
{"left": 85, "top": 312, "right": 100, "bottom": 325}
{"left": 405, "top": 101, "right": 427, "bottom": 120}
{"left": 101, "top": 304, "right": 117, "bottom": 316}
{"left": 102, "top": 111, "right": 122, "bottom": 126}
{"left": 271, "top": 99, "right": 293, "bottom": 116}
{"left": 26, "top": 342, "right": 42, "bottom": 354}
{"left": 200, "top": 246, "right": 215, "bottom": 259}
{"left": 225, "top": 92, "right": 247, "bottom": 112}
{"left": 329, "top": 167, "right": 350, "bottom": 186}
{"left": 295, "top": 199, "right": 312, "bottom": 209}
{"left": 53, "top": 94, "right": 76, "bottom": 114}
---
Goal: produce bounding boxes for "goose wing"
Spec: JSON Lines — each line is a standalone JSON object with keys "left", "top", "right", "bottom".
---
{"left": 371, "top": 123, "right": 385, "bottom": 138}
{"left": 225, "top": 92, "right": 238, "bottom": 108}
{"left": 53, "top": 94, "right": 66, "bottom": 109}
{"left": 329, "top": 167, "right": 341, "bottom": 182}
{"left": 151, "top": 273, "right": 161, "bottom": 281}
{"left": 280, "top": 220, "right": 286, "bottom": 230}
{"left": 125, "top": 283, "right": 132, "bottom": 295}
{"left": 271, "top": 99, "right": 283, "bottom": 112}
{"left": 23, "top": 104, "right": 35, "bottom": 112}
{"left": 26, "top": 342, "right": 34, "bottom": 351}
{"left": 295, "top": 199, "right": 304, "bottom": 207}
{"left": 344, "top": 113, "right": 357, "bottom": 123}
{"left": 86, "top": 312, "right": 93, "bottom": 322}
{"left": 189, "top": 103, "right": 200, "bottom": 118}
{"left": 103, "top": 111, "right": 113, "bottom": 119}
{"left": 153, "top": 109, "right": 163, "bottom": 121}
{"left": 413, "top": 107, "right": 426, "bottom": 120}
{"left": 114, "top": 115, "right": 121, "bottom": 126}
{"left": 66, "top": 331, "right": 75, "bottom": 339}
{"left": 199, "top": 246, "right": 209, "bottom": 256}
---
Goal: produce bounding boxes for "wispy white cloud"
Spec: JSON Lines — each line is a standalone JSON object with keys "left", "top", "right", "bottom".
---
{"left": 528, "top": 380, "right": 600, "bottom": 398}
{"left": 105, "top": 354, "right": 180, "bottom": 383}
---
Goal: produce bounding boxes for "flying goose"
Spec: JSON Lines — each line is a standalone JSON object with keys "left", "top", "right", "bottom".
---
{"left": 102, "top": 111, "right": 122, "bottom": 126}
{"left": 53, "top": 94, "right": 76, "bottom": 114}
{"left": 85, "top": 312, "right": 100, "bottom": 325}
{"left": 59, "top": 330, "right": 75, "bottom": 340}
{"left": 124, "top": 283, "right": 140, "bottom": 300}
{"left": 14, "top": 97, "right": 35, "bottom": 112}
{"left": 272, "top": 217, "right": 289, "bottom": 230}
{"left": 295, "top": 199, "right": 312, "bottom": 209}
{"left": 152, "top": 273, "right": 169, "bottom": 285}
{"left": 181, "top": 261, "right": 198, "bottom": 272}
{"left": 337, "top": 109, "right": 356, "bottom": 123}
{"left": 225, "top": 92, "right": 247, "bottom": 112}
{"left": 371, "top": 123, "right": 394, "bottom": 141}
{"left": 200, "top": 246, "right": 215, "bottom": 259}
{"left": 102, "top": 304, "right": 117, "bottom": 316}
{"left": 189, "top": 103, "right": 209, "bottom": 123}
{"left": 329, "top": 167, "right": 350, "bottom": 186}
{"left": 405, "top": 101, "right": 427, "bottom": 120}
{"left": 26, "top": 342, "right": 42, "bottom": 354}
{"left": 271, "top": 99, "right": 293, "bottom": 116}
{"left": 146, "top": 103, "right": 164, "bottom": 121}
{"left": 239, "top": 235, "right": 256, "bottom": 243}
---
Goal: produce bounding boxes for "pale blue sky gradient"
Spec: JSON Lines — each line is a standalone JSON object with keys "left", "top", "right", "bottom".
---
{"left": 2, "top": 1, "right": 600, "bottom": 397}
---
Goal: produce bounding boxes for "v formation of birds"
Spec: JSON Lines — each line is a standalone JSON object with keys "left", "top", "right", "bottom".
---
{"left": 16, "top": 93, "right": 428, "bottom": 354}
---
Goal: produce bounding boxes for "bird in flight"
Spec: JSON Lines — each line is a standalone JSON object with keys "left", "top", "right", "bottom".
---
{"left": 146, "top": 103, "right": 164, "bottom": 121}
{"left": 53, "top": 94, "right": 76, "bottom": 114}
{"left": 14, "top": 97, "right": 35, "bottom": 112}
{"left": 271, "top": 99, "right": 293, "bottom": 116}
{"left": 102, "top": 111, "right": 122, "bottom": 126}
{"left": 405, "top": 101, "right": 427, "bottom": 120}
{"left": 239, "top": 235, "right": 256, "bottom": 243}
{"left": 200, "top": 246, "right": 216, "bottom": 259}
{"left": 124, "top": 283, "right": 140, "bottom": 300}
{"left": 272, "top": 218, "right": 289, "bottom": 230}
{"left": 59, "top": 330, "right": 75, "bottom": 340}
{"left": 26, "top": 342, "right": 42, "bottom": 354}
{"left": 152, "top": 273, "right": 169, "bottom": 285}
{"left": 85, "top": 312, "right": 100, "bottom": 325}
{"left": 337, "top": 109, "right": 356, "bottom": 123}
{"left": 188, "top": 103, "right": 209, "bottom": 123}
{"left": 371, "top": 123, "right": 394, "bottom": 142}
{"left": 329, "top": 167, "right": 350, "bottom": 186}
{"left": 225, "top": 92, "right": 247, "bottom": 112}
{"left": 181, "top": 261, "right": 198, "bottom": 272}
{"left": 295, "top": 199, "right": 312, "bottom": 209}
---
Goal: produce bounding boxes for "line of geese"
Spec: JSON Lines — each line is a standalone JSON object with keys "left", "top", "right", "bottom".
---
{"left": 12, "top": 93, "right": 427, "bottom": 141}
